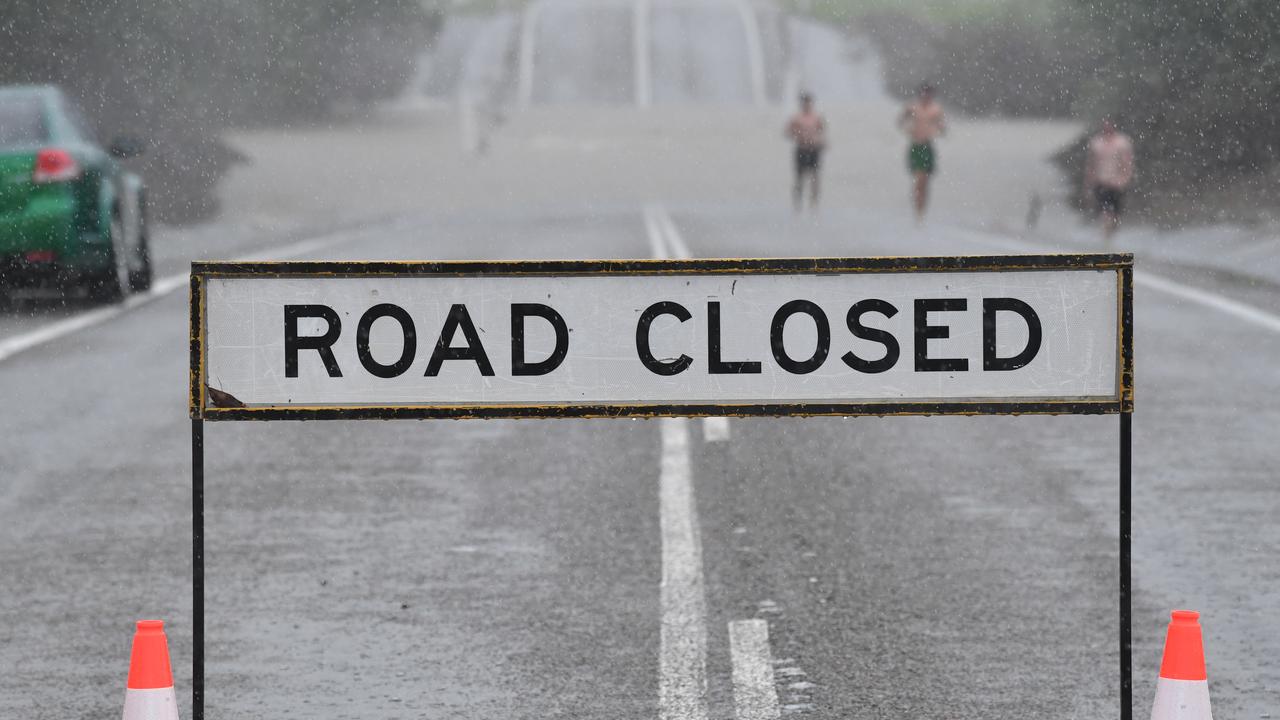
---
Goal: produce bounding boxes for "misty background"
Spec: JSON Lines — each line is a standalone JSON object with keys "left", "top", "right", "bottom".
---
{"left": 1, "top": 0, "right": 1276, "bottom": 225}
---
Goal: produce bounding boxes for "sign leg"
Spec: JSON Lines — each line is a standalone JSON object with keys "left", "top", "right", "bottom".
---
{"left": 1120, "top": 411, "right": 1132, "bottom": 720}
{"left": 192, "top": 418, "right": 204, "bottom": 720}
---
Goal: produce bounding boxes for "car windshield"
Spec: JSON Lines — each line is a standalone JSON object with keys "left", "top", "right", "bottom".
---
{"left": 0, "top": 97, "right": 46, "bottom": 149}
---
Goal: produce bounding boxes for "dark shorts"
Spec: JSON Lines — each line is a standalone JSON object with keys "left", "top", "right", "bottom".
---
{"left": 908, "top": 142, "right": 936, "bottom": 174}
{"left": 1095, "top": 186, "right": 1125, "bottom": 214}
{"left": 795, "top": 146, "right": 822, "bottom": 173}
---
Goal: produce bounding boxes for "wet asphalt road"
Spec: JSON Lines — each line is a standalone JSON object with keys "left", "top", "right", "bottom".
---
{"left": 2, "top": 200, "right": 1278, "bottom": 718}
{"left": 3, "top": 7, "right": 1280, "bottom": 718}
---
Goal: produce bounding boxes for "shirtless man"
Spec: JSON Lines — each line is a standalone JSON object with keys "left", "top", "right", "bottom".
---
{"left": 786, "top": 92, "right": 826, "bottom": 212}
{"left": 898, "top": 83, "right": 946, "bottom": 221}
{"left": 1083, "top": 118, "right": 1136, "bottom": 241}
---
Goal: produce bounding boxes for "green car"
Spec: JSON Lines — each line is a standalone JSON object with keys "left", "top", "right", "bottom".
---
{"left": 0, "top": 85, "right": 151, "bottom": 301}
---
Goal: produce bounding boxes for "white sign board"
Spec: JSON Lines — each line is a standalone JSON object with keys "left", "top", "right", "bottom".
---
{"left": 190, "top": 256, "right": 1133, "bottom": 419}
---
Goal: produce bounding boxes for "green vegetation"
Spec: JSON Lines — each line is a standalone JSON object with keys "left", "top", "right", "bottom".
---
{"left": 1064, "top": 0, "right": 1280, "bottom": 213}
{"left": 798, "top": 0, "right": 1280, "bottom": 217}
{"left": 788, "top": 0, "right": 1075, "bottom": 117}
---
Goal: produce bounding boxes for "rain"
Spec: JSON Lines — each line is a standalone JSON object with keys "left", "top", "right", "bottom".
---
{"left": 1, "top": 0, "right": 1278, "bottom": 718}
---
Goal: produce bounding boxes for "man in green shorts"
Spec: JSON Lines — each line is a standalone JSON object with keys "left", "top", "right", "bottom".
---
{"left": 898, "top": 84, "right": 946, "bottom": 221}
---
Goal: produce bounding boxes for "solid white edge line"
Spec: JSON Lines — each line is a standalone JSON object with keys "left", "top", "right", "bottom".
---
{"left": 647, "top": 206, "right": 709, "bottom": 720}
{"left": 659, "top": 417, "right": 709, "bottom": 720}
{"left": 0, "top": 304, "right": 125, "bottom": 364}
{"left": 781, "top": 17, "right": 800, "bottom": 108}
{"left": 734, "top": 0, "right": 767, "bottom": 107}
{"left": 728, "top": 619, "right": 781, "bottom": 720}
{"left": 0, "top": 232, "right": 349, "bottom": 365}
{"left": 517, "top": 0, "right": 539, "bottom": 108}
{"left": 647, "top": 205, "right": 729, "bottom": 442}
{"left": 634, "top": 0, "right": 652, "bottom": 108}
{"left": 1134, "top": 270, "right": 1280, "bottom": 334}
{"left": 953, "top": 226, "right": 1280, "bottom": 336}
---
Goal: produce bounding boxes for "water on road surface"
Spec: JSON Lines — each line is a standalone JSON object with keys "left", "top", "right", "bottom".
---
{"left": 2, "top": 4, "right": 1279, "bottom": 719}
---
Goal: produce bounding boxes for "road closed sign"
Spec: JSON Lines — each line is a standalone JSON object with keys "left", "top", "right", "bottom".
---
{"left": 189, "top": 255, "right": 1133, "bottom": 419}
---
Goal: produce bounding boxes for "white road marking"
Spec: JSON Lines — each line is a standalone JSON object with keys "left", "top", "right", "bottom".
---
{"left": 647, "top": 206, "right": 710, "bottom": 719}
{"left": 634, "top": 0, "right": 652, "bottom": 108}
{"left": 517, "top": 0, "right": 540, "bottom": 108}
{"left": 734, "top": 0, "right": 767, "bottom": 107}
{"left": 729, "top": 619, "right": 781, "bottom": 720}
{"left": 645, "top": 204, "right": 671, "bottom": 258}
{"left": 703, "top": 416, "right": 731, "bottom": 442}
{"left": 0, "top": 233, "right": 348, "bottom": 365}
{"left": 1134, "top": 270, "right": 1280, "bottom": 334}
{"left": 644, "top": 205, "right": 729, "bottom": 442}
{"left": 654, "top": 205, "right": 693, "bottom": 259}
{"left": 955, "top": 227, "right": 1280, "bottom": 336}
{"left": 659, "top": 417, "right": 709, "bottom": 720}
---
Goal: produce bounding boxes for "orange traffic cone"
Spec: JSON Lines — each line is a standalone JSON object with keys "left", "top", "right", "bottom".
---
{"left": 1150, "top": 610, "right": 1213, "bottom": 720}
{"left": 122, "top": 620, "right": 180, "bottom": 720}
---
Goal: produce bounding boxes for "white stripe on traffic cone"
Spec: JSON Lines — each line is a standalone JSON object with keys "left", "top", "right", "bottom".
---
{"left": 122, "top": 619, "right": 180, "bottom": 720}
{"left": 1150, "top": 610, "right": 1212, "bottom": 720}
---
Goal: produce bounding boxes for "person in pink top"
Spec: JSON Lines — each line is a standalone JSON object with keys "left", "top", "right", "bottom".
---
{"left": 1084, "top": 118, "right": 1136, "bottom": 240}
{"left": 785, "top": 92, "right": 826, "bottom": 213}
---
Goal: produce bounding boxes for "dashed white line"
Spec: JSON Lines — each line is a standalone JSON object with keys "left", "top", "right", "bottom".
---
{"left": 659, "top": 417, "right": 709, "bottom": 720}
{"left": 729, "top": 619, "right": 781, "bottom": 720}
{"left": 645, "top": 204, "right": 671, "bottom": 258}
{"left": 703, "top": 416, "right": 731, "bottom": 443}
{"left": 0, "top": 232, "right": 350, "bottom": 365}
{"left": 654, "top": 204, "right": 693, "bottom": 259}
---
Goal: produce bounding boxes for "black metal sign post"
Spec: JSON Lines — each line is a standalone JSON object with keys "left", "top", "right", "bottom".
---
{"left": 1119, "top": 261, "right": 1135, "bottom": 720}
{"left": 191, "top": 417, "right": 204, "bottom": 720}
{"left": 1121, "top": 411, "right": 1133, "bottom": 720}
{"left": 188, "top": 255, "right": 1135, "bottom": 720}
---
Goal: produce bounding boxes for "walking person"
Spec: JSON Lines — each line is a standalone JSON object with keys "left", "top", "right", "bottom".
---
{"left": 898, "top": 83, "right": 946, "bottom": 222}
{"left": 1083, "top": 118, "right": 1135, "bottom": 241}
{"left": 786, "top": 92, "right": 826, "bottom": 213}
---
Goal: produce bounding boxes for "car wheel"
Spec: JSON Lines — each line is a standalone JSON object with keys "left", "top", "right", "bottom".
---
{"left": 129, "top": 233, "right": 153, "bottom": 292}
{"left": 89, "top": 212, "right": 131, "bottom": 303}
{"left": 129, "top": 203, "right": 153, "bottom": 293}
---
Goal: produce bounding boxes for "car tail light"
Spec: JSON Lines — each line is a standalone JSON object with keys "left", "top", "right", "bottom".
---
{"left": 33, "top": 148, "right": 80, "bottom": 183}
{"left": 24, "top": 250, "right": 57, "bottom": 263}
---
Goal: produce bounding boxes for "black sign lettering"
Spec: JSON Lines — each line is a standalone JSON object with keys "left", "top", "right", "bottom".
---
{"left": 771, "top": 300, "right": 830, "bottom": 374}
{"left": 284, "top": 304, "right": 343, "bottom": 378}
{"left": 355, "top": 303, "right": 416, "bottom": 379}
{"left": 636, "top": 301, "right": 693, "bottom": 376}
{"left": 425, "top": 304, "right": 495, "bottom": 377}
{"left": 842, "top": 299, "right": 900, "bottom": 374}
{"left": 708, "top": 301, "right": 762, "bottom": 374}
{"left": 914, "top": 298, "right": 969, "bottom": 372}
{"left": 983, "top": 298, "right": 1042, "bottom": 371}
{"left": 511, "top": 303, "right": 570, "bottom": 376}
